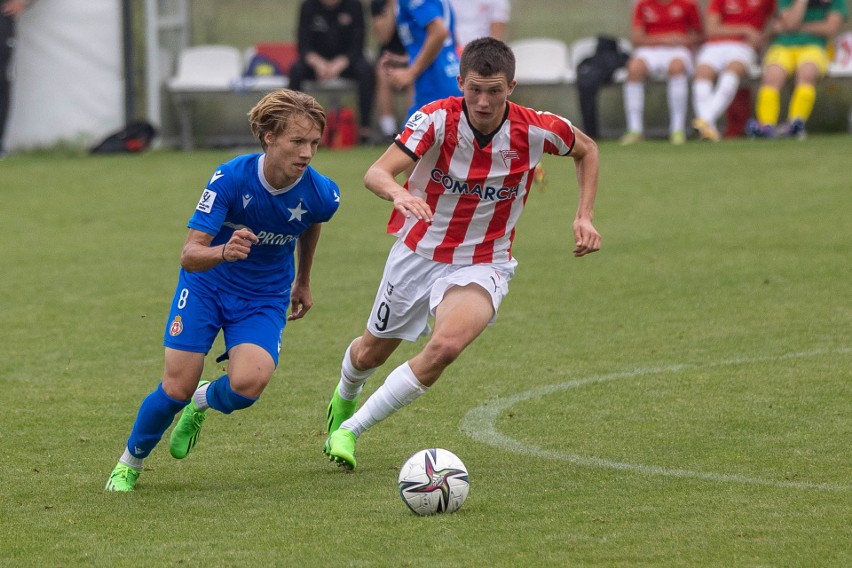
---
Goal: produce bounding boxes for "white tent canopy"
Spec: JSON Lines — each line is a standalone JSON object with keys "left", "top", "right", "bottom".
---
{"left": 6, "top": 0, "right": 125, "bottom": 151}
{"left": 5, "top": 0, "right": 191, "bottom": 151}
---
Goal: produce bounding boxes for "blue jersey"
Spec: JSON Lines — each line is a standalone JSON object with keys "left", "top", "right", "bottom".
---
{"left": 397, "top": 0, "right": 461, "bottom": 112}
{"left": 184, "top": 153, "right": 340, "bottom": 301}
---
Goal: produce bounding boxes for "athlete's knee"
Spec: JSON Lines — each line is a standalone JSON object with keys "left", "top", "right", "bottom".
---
{"left": 351, "top": 335, "right": 398, "bottom": 370}
{"left": 161, "top": 375, "right": 198, "bottom": 401}
{"left": 694, "top": 65, "right": 715, "bottom": 81}
{"left": 725, "top": 61, "right": 747, "bottom": 77}
{"left": 162, "top": 349, "right": 205, "bottom": 400}
{"left": 353, "top": 345, "right": 391, "bottom": 370}
{"left": 224, "top": 344, "right": 276, "bottom": 398}
{"left": 207, "top": 375, "right": 259, "bottom": 414}
{"left": 795, "top": 65, "right": 819, "bottom": 85}
{"left": 626, "top": 58, "right": 648, "bottom": 81}
{"left": 422, "top": 335, "right": 466, "bottom": 370}
{"left": 227, "top": 373, "right": 271, "bottom": 400}
{"left": 668, "top": 59, "right": 687, "bottom": 76}
{"left": 762, "top": 65, "right": 788, "bottom": 89}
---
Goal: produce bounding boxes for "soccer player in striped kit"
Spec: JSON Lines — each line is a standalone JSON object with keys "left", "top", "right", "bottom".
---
{"left": 324, "top": 37, "right": 602, "bottom": 470}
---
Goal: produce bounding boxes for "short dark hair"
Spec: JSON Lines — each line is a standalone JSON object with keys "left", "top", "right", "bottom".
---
{"left": 459, "top": 37, "right": 515, "bottom": 82}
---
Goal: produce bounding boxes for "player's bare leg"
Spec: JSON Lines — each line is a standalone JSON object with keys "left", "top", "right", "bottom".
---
{"left": 408, "top": 284, "right": 494, "bottom": 385}
{"left": 326, "top": 334, "right": 401, "bottom": 437}
{"left": 667, "top": 58, "right": 689, "bottom": 144}
{"left": 621, "top": 57, "right": 649, "bottom": 145}
{"left": 692, "top": 64, "right": 721, "bottom": 142}
{"left": 326, "top": 285, "right": 494, "bottom": 470}
{"left": 324, "top": 333, "right": 400, "bottom": 465}
{"left": 106, "top": 350, "right": 205, "bottom": 491}
{"left": 170, "top": 344, "right": 273, "bottom": 459}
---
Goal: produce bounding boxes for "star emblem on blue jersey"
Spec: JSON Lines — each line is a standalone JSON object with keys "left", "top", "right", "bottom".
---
{"left": 288, "top": 202, "right": 307, "bottom": 222}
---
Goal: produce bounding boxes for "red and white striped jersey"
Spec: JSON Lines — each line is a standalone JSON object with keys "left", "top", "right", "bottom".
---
{"left": 390, "top": 97, "right": 576, "bottom": 265}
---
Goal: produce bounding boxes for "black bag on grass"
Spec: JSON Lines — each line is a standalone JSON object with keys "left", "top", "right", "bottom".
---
{"left": 90, "top": 120, "right": 157, "bottom": 154}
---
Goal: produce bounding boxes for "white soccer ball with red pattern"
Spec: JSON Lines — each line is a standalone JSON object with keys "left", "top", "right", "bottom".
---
{"left": 398, "top": 448, "right": 470, "bottom": 515}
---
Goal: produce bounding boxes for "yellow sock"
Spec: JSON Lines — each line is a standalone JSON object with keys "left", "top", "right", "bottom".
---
{"left": 789, "top": 84, "right": 816, "bottom": 122}
{"left": 756, "top": 86, "right": 780, "bottom": 126}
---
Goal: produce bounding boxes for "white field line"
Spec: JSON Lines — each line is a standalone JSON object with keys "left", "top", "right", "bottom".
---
{"left": 459, "top": 348, "right": 852, "bottom": 491}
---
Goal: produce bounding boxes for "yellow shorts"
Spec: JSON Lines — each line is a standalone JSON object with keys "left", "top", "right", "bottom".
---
{"left": 763, "top": 45, "right": 829, "bottom": 76}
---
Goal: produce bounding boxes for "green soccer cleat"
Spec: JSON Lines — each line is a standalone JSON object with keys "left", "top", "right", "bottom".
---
{"left": 169, "top": 382, "right": 209, "bottom": 459}
{"left": 323, "top": 428, "right": 357, "bottom": 471}
{"left": 105, "top": 462, "right": 141, "bottom": 492}
{"left": 619, "top": 131, "right": 643, "bottom": 146}
{"left": 669, "top": 130, "right": 686, "bottom": 145}
{"left": 325, "top": 389, "right": 359, "bottom": 435}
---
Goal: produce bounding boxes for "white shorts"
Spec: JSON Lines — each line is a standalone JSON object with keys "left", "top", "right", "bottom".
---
{"left": 695, "top": 41, "right": 757, "bottom": 72}
{"left": 366, "top": 239, "right": 517, "bottom": 341}
{"left": 633, "top": 46, "right": 694, "bottom": 78}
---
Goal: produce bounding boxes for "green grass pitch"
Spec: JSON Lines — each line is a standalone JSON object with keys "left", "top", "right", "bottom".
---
{"left": 1, "top": 135, "right": 850, "bottom": 566}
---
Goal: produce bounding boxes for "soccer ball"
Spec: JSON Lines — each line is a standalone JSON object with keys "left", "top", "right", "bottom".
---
{"left": 398, "top": 448, "right": 470, "bottom": 515}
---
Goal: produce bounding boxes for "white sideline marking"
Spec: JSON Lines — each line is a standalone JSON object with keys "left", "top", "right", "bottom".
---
{"left": 459, "top": 348, "right": 852, "bottom": 491}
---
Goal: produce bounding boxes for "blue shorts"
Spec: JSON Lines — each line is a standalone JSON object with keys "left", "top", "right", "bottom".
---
{"left": 162, "top": 271, "right": 288, "bottom": 366}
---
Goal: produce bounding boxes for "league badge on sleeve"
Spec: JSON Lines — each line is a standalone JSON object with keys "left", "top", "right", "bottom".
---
{"left": 196, "top": 189, "right": 217, "bottom": 213}
{"left": 405, "top": 111, "right": 427, "bottom": 131}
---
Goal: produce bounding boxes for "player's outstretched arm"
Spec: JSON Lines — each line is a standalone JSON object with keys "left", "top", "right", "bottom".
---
{"left": 364, "top": 143, "right": 432, "bottom": 223}
{"left": 289, "top": 223, "right": 322, "bottom": 321}
{"left": 568, "top": 127, "right": 601, "bottom": 258}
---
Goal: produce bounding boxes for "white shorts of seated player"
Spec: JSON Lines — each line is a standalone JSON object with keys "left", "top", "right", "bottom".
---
{"left": 633, "top": 46, "right": 695, "bottom": 78}
{"left": 696, "top": 41, "right": 758, "bottom": 73}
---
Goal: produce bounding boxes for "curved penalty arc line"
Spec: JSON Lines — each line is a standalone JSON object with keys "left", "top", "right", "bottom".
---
{"left": 459, "top": 348, "right": 852, "bottom": 491}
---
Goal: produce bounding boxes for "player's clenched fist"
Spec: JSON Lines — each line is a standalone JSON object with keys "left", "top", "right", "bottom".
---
{"left": 222, "top": 228, "right": 258, "bottom": 262}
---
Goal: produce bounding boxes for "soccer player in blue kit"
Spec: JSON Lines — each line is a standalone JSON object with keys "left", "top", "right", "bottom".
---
{"left": 387, "top": 0, "right": 461, "bottom": 116}
{"left": 106, "top": 89, "right": 340, "bottom": 492}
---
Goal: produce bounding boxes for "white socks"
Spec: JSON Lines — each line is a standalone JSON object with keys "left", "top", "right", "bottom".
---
{"left": 337, "top": 342, "right": 376, "bottom": 401}
{"left": 693, "top": 78, "right": 714, "bottom": 123}
{"left": 667, "top": 75, "right": 689, "bottom": 134}
{"left": 694, "top": 72, "right": 740, "bottom": 127}
{"left": 341, "top": 362, "right": 428, "bottom": 437}
{"left": 624, "top": 81, "right": 645, "bottom": 134}
{"left": 626, "top": 76, "right": 690, "bottom": 135}
{"left": 711, "top": 71, "right": 740, "bottom": 125}
{"left": 120, "top": 449, "right": 143, "bottom": 470}
{"left": 379, "top": 115, "right": 398, "bottom": 137}
{"left": 193, "top": 381, "right": 211, "bottom": 410}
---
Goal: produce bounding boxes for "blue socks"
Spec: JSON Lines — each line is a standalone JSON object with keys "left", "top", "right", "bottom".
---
{"left": 206, "top": 375, "right": 258, "bottom": 414}
{"left": 123, "top": 376, "right": 258, "bottom": 461}
{"left": 126, "top": 383, "right": 188, "bottom": 459}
